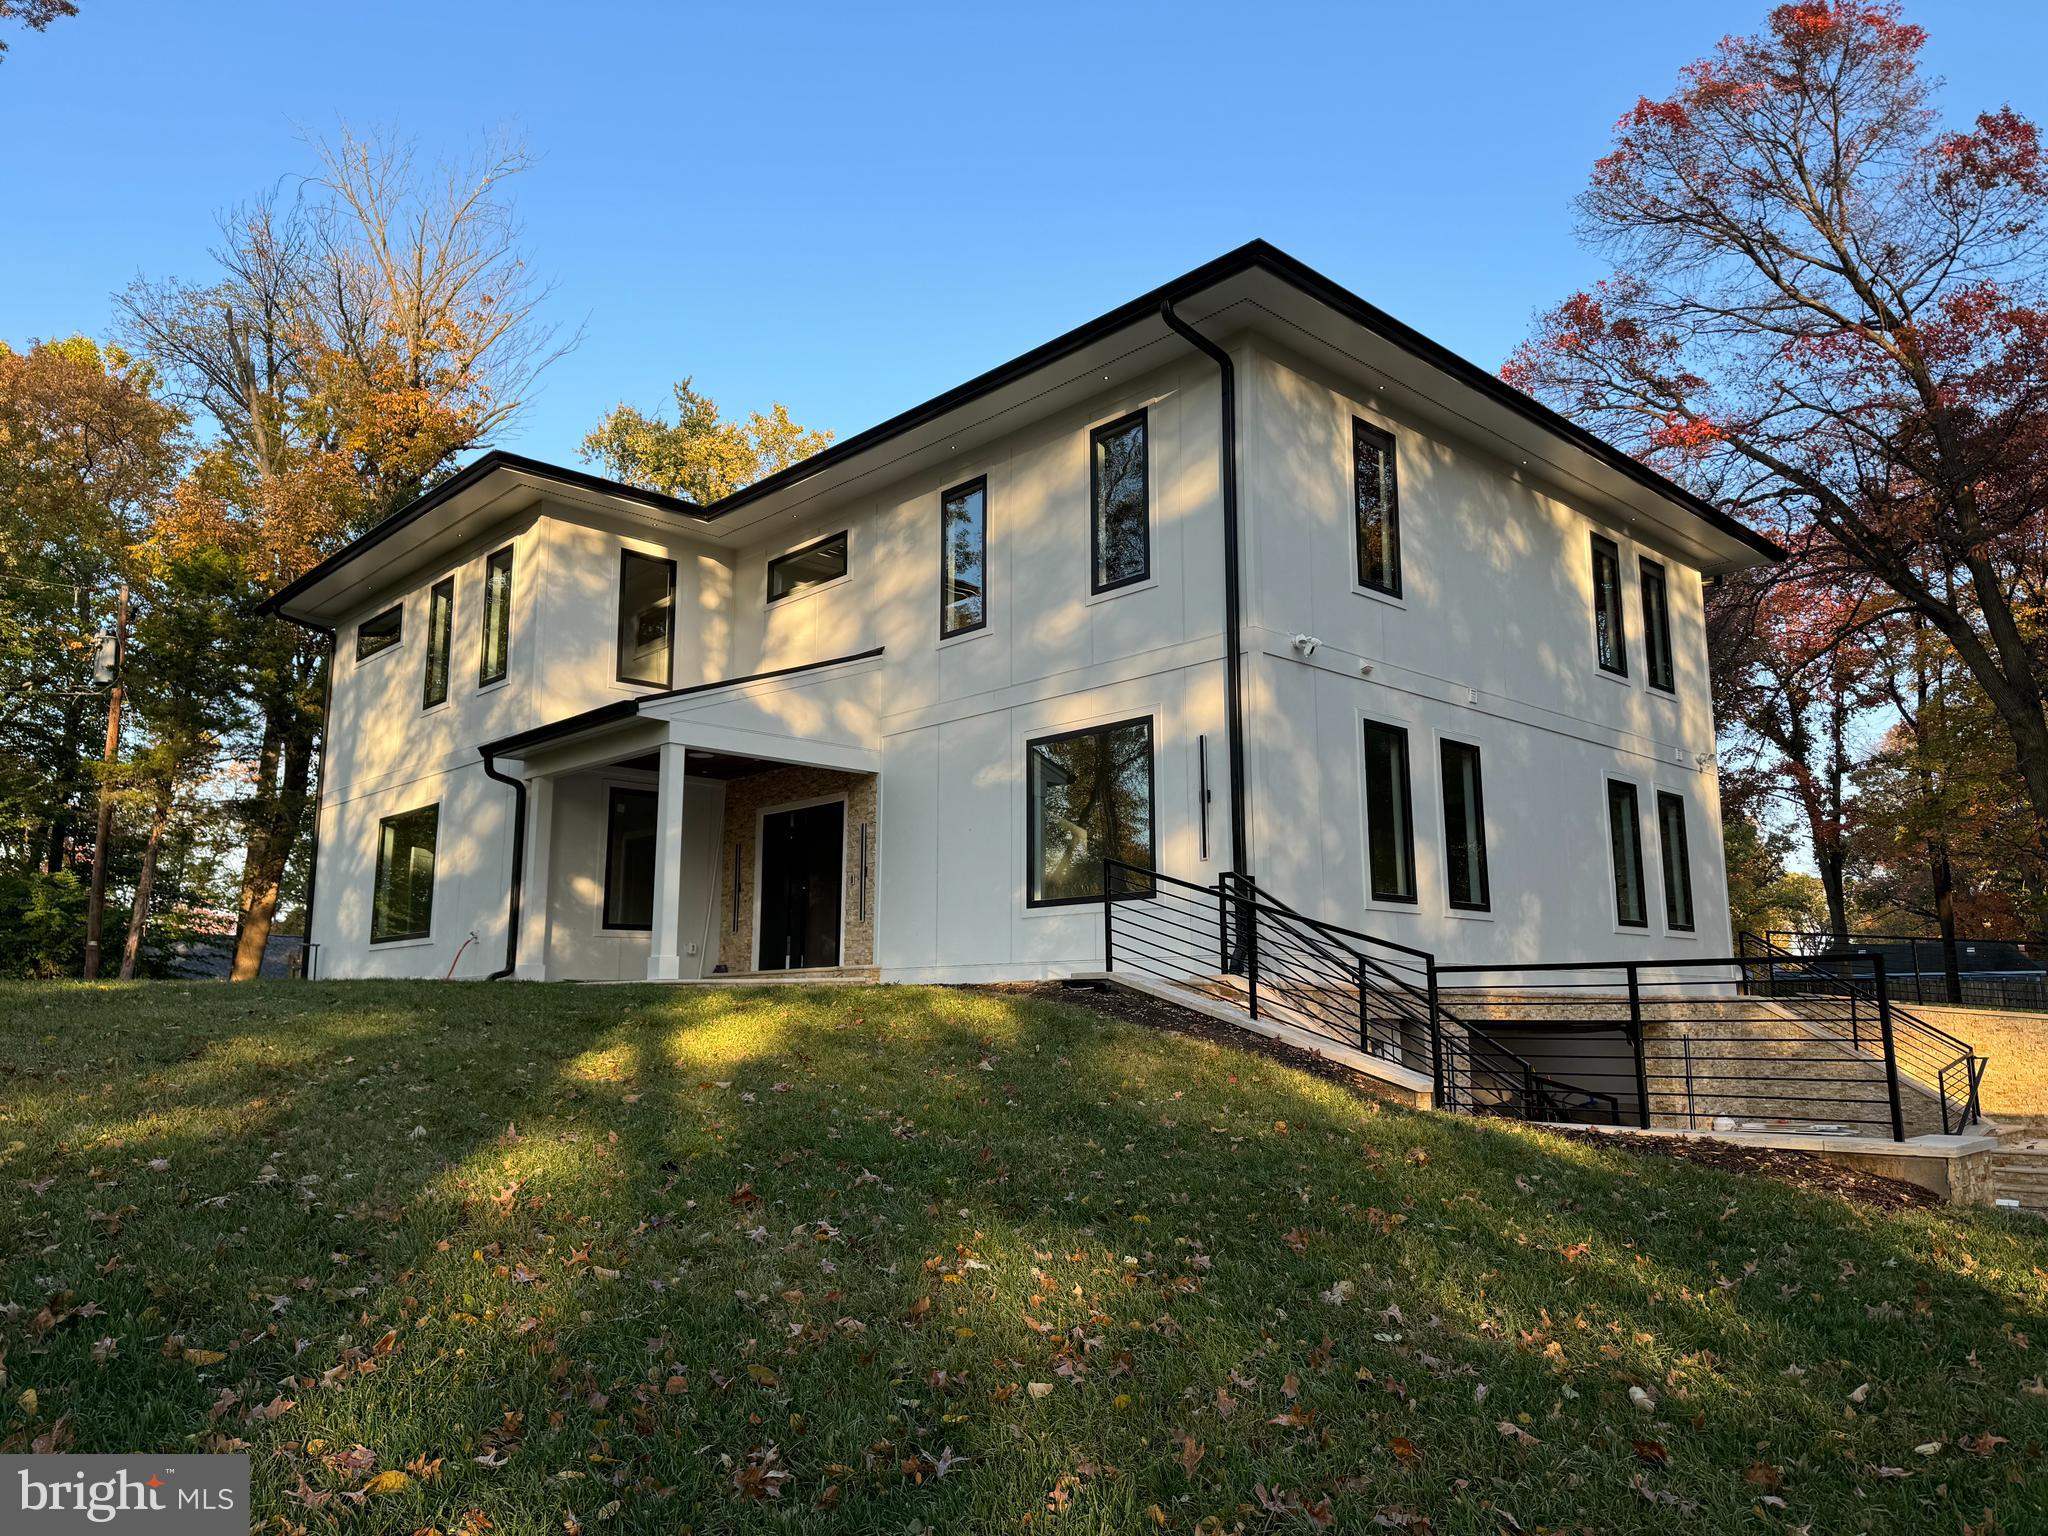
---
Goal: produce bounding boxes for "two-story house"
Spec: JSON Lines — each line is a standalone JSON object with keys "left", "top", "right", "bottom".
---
{"left": 263, "top": 241, "right": 1781, "bottom": 985}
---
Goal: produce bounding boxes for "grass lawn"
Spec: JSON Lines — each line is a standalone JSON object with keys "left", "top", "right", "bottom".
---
{"left": 2, "top": 981, "right": 2046, "bottom": 1535}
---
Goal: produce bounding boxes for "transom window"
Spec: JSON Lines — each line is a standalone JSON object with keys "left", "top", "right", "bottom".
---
{"left": 1607, "top": 779, "right": 1647, "bottom": 927}
{"left": 768, "top": 531, "right": 848, "bottom": 602}
{"left": 940, "top": 477, "right": 988, "bottom": 638}
{"left": 1439, "top": 738, "right": 1490, "bottom": 912}
{"left": 371, "top": 804, "right": 438, "bottom": 943}
{"left": 1591, "top": 535, "right": 1627, "bottom": 676}
{"left": 422, "top": 577, "right": 453, "bottom": 709}
{"left": 617, "top": 549, "right": 677, "bottom": 686}
{"left": 1089, "top": 411, "right": 1149, "bottom": 593}
{"left": 602, "top": 787, "right": 659, "bottom": 930}
{"left": 1640, "top": 558, "right": 1675, "bottom": 693}
{"left": 1657, "top": 791, "right": 1695, "bottom": 932}
{"left": 480, "top": 545, "right": 513, "bottom": 686}
{"left": 1026, "top": 717, "right": 1154, "bottom": 905}
{"left": 356, "top": 603, "right": 402, "bottom": 662}
{"left": 1353, "top": 418, "right": 1401, "bottom": 597}
{"left": 1363, "top": 720, "right": 1417, "bottom": 903}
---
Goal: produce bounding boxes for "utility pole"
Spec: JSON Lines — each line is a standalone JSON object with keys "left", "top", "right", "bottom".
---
{"left": 82, "top": 582, "right": 128, "bottom": 981}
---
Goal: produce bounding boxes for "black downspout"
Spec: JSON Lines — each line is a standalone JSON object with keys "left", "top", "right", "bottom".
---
{"left": 479, "top": 749, "right": 527, "bottom": 980}
{"left": 298, "top": 627, "right": 336, "bottom": 979}
{"left": 1159, "top": 300, "right": 1250, "bottom": 890}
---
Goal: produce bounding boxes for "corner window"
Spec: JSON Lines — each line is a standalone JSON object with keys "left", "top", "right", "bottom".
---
{"left": 1657, "top": 791, "right": 1694, "bottom": 931}
{"left": 355, "top": 603, "right": 402, "bottom": 662}
{"left": 371, "top": 804, "right": 438, "bottom": 943}
{"left": 1591, "top": 535, "right": 1627, "bottom": 676}
{"left": 768, "top": 531, "right": 848, "bottom": 602}
{"left": 1640, "top": 558, "right": 1675, "bottom": 693}
{"left": 940, "top": 477, "right": 988, "bottom": 638}
{"left": 1353, "top": 419, "right": 1401, "bottom": 597}
{"left": 480, "top": 545, "right": 513, "bottom": 686}
{"left": 602, "top": 787, "right": 658, "bottom": 930}
{"left": 1440, "top": 739, "right": 1490, "bottom": 912}
{"left": 1026, "top": 717, "right": 1154, "bottom": 905}
{"left": 1089, "top": 411, "right": 1149, "bottom": 593}
{"left": 617, "top": 549, "right": 677, "bottom": 686}
{"left": 1363, "top": 720, "right": 1417, "bottom": 903}
{"left": 1607, "top": 779, "right": 1647, "bottom": 927}
{"left": 422, "top": 577, "right": 454, "bottom": 709}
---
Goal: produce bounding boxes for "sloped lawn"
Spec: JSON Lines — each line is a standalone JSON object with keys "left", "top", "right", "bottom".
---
{"left": 1, "top": 980, "right": 2045, "bottom": 1534}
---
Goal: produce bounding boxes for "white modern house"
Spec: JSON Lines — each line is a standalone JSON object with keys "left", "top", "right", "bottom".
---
{"left": 264, "top": 242, "right": 1781, "bottom": 987}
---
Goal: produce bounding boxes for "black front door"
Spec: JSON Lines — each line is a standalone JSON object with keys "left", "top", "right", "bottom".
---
{"left": 758, "top": 800, "right": 844, "bottom": 970}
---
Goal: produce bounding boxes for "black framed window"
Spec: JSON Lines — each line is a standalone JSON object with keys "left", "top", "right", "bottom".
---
{"left": 1026, "top": 717, "right": 1154, "bottom": 905}
{"left": 602, "top": 787, "right": 659, "bottom": 930}
{"left": 1657, "top": 791, "right": 1695, "bottom": 932}
{"left": 617, "top": 549, "right": 677, "bottom": 686}
{"left": 1591, "top": 535, "right": 1627, "bottom": 676}
{"left": 1440, "top": 738, "right": 1490, "bottom": 912}
{"left": 768, "top": 531, "right": 848, "bottom": 602}
{"left": 355, "top": 603, "right": 402, "bottom": 662}
{"left": 1363, "top": 720, "right": 1417, "bottom": 903}
{"left": 1640, "top": 558, "right": 1675, "bottom": 693}
{"left": 371, "top": 804, "right": 438, "bottom": 943}
{"left": 422, "top": 578, "right": 454, "bottom": 709}
{"left": 1089, "top": 411, "right": 1149, "bottom": 593}
{"left": 1607, "top": 779, "right": 1647, "bottom": 927}
{"left": 1353, "top": 418, "right": 1401, "bottom": 597}
{"left": 480, "top": 545, "right": 513, "bottom": 686}
{"left": 940, "top": 477, "right": 987, "bottom": 637}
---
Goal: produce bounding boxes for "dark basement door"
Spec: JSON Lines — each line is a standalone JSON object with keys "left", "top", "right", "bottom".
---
{"left": 757, "top": 800, "right": 844, "bottom": 970}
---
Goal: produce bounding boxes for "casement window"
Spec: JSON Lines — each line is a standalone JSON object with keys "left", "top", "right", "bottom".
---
{"left": 602, "top": 787, "right": 659, "bottom": 930}
{"left": 421, "top": 578, "right": 454, "bottom": 709}
{"left": 1363, "top": 720, "right": 1418, "bottom": 904}
{"left": 1440, "top": 739, "right": 1490, "bottom": 912}
{"left": 768, "top": 531, "right": 848, "bottom": 602}
{"left": 371, "top": 804, "right": 438, "bottom": 943}
{"left": 1657, "top": 790, "right": 1695, "bottom": 932}
{"left": 1353, "top": 418, "right": 1401, "bottom": 597}
{"left": 1640, "top": 558, "right": 1675, "bottom": 693}
{"left": 1089, "top": 411, "right": 1149, "bottom": 593}
{"left": 617, "top": 549, "right": 677, "bottom": 686}
{"left": 940, "top": 477, "right": 988, "bottom": 637}
{"left": 355, "top": 603, "right": 402, "bottom": 662}
{"left": 1026, "top": 717, "right": 1154, "bottom": 905}
{"left": 1591, "top": 535, "right": 1627, "bottom": 676}
{"left": 1606, "top": 779, "right": 1648, "bottom": 928}
{"left": 479, "top": 545, "right": 513, "bottom": 686}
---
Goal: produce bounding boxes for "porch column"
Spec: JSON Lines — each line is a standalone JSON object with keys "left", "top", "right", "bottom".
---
{"left": 514, "top": 775, "right": 553, "bottom": 981}
{"left": 647, "top": 740, "right": 690, "bottom": 980}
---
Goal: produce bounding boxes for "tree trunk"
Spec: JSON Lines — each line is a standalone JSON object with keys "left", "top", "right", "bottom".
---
{"left": 119, "top": 787, "right": 172, "bottom": 980}
{"left": 230, "top": 693, "right": 316, "bottom": 981}
{"left": 1929, "top": 836, "right": 1963, "bottom": 1006}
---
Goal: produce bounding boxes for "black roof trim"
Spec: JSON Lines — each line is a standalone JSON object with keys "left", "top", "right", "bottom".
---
{"left": 260, "top": 451, "right": 703, "bottom": 620}
{"left": 639, "top": 645, "right": 885, "bottom": 704}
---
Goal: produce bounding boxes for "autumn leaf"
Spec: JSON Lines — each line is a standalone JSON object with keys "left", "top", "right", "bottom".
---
{"left": 363, "top": 1471, "right": 412, "bottom": 1495}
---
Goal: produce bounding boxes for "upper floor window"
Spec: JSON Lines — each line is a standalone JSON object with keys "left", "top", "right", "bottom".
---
{"left": 1591, "top": 535, "right": 1628, "bottom": 676}
{"left": 1440, "top": 738, "right": 1490, "bottom": 912}
{"left": 768, "top": 531, "right": 848, "bottom": 602}
{"left": 355, "top": 603, "right": 402, "bottom": 662}
{"left": 1353, "top": 419, "right": 1401, "bottom": 597}
{"left": 1606, "top": 778, "right": 1647, "bottom": 927}
{"left": 1657, "top": 790, "right": 1694, "bottom": 931}
{"left": 940, "top": 477, "right": 988, "bottom": 637}
{"left": 1026, "top": 717, "right": 1154, "bottom": 905}
{"left": 1363, "top": 720, "right": 1417, "bottom": 903}
{"left": 602, "top": 787, "right": 659, "bottom": 930}
{"left": 371, "top": 803, "right": 438, "bottom": 943}
{"left": 1090, "top": 411, "right": 1149, "bottom": 593}
{"left": 1640, "top": 558, "right": 1675, "bottom": 693}
{"left": 617, "top": 549, "right": 676, "bottom": 687}
{"left": 422, "top": 577, "right": 454, "bottom": 709}
{"left": 480, "top": 545, "right": 513, "bottom": 686}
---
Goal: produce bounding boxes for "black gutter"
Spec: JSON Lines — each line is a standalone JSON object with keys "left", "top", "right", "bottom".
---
{"left": 478, "top": 746, "right": 527, "bottom": 981}
{"left": 1157, "top": 301, "right": 1249, "bottom": 886}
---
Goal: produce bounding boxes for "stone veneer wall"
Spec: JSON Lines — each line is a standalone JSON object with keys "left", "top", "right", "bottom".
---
{"left": 712, "top": 767, "right": 877, "bottom": 973}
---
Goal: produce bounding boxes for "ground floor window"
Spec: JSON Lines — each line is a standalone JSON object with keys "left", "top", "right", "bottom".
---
{"left": 1363, "top": 720, "right": 1417, "bottom": 903}
{"left": 603, "top": 787, "right": 658, "bottom": 929}
{"left": 372, "top": 804, "right": 439, "bottom": 943}
{"left": 1606, "top": 779, "right": 1647, "bottom": 928}
{"left": 1657, "top": 790, "right": 1695, "bottom": 932}
{"left": 1439, "top": 738, "right": 1489, "bottom": 911}
{"left": 1026, "top": 717, "right": 1154, "bottom": 905}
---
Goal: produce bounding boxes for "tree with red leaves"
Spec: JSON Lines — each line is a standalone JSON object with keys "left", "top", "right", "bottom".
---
{"left": 1504, "top": 3, "right": 2048, "bottom": 918}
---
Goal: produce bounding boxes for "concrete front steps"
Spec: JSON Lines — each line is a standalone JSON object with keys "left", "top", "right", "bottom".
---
{"left": 1992, "top": 1142, "right": 2048, "bottom": 1213}
{"left": 587, "top": 966, "right": 880, "bottom": 986}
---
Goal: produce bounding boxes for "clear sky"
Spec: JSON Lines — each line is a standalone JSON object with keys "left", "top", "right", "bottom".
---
{"left": 4, "top": 1, "right": 2044, "bottom": 464}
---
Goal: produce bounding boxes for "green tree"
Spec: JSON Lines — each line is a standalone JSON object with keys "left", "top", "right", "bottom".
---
{"left": 0, "top": 0, "right": 77, "bottom": 59}
{"left": 580, "top": 378, "right": 831, "bottom": 502}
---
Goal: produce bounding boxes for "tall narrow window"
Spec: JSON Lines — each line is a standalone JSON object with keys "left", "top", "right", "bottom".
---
{"left": 355, "top": 603, "right": 402, "bottom": 661}
{"left": 1354, "top": 418, "right": 1401, "bottom": 597}
{"left": 1657, "top": 791, "right": 1695, "bottom": 932}
{"left": 1026, "top": 717, "right": 1154, "bottom": 905}
{"left": 1090, "top": 411, "right": 1149, "bottom": 592}
{"left": 1640, "top": 558, "right": 1675, "bottom": 693}
{"left": 479, "top": 545, "right": 513, "bottom": 686}
{"left": 1607, "top": 779, "right": 1647, "bottom": 927}
{"left": 371, "top": 804, "right": 438, "bottom": 943}
{"left": 1363, "top": 720, "right": 1417, "bottom": 903}
{"left": 1591, "top": 535, "right": 1627, "bottom": 676}
{"left": 940, "top": 477, "right": 987, "bottom": 637}
{"left": 617, "top": 550, "right": 677, "bottom": 686}
{"left": 1440, "top": 739, "right": 1490, "bottom": 912}
{"left": 602, "top": 788, "right": 658, "bottom": 930}
{"left": 767, "top": 531, "right": 848, "bottom": 602}
{"left": 421, "top": 577, "right": 454, "bottom": 709}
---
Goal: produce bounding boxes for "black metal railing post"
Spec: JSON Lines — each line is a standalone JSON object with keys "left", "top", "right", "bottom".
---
{"left": 1101, "top": 863, "right": 1115, "bottom": 974}
{"left": 1356, "top": 955, "right": 1370, "bottom": 1054}
{"left": 1245, "top": 891, "right": 1260, "bottom": 1021}
{"left": 1627, "top": 964, "right": 1652, "bottom": 1129}
{"left": 1427, "top": 961, "right": 1445, "bottom": 1108}
{"left": 1217, "top": 880, "right": 1230, "bottom": 974}
{"left": 1873, "top": 957, "right": 1905, "bottom": 1142}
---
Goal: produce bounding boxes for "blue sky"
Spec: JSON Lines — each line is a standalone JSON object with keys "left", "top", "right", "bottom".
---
{"left": 4, "top": 2, "right": 2043, "bottom": 463}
